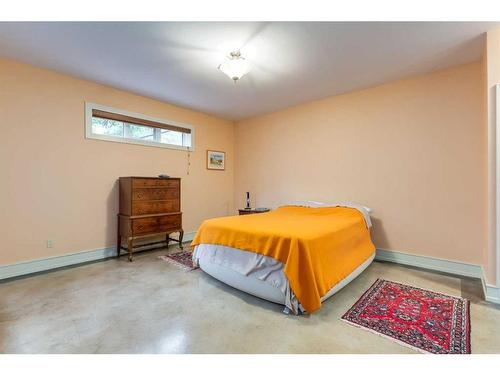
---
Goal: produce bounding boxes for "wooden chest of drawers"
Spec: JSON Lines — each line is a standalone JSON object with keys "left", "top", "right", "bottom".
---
{"left": 117, "top": 177, "right": 183, "bottom": 261}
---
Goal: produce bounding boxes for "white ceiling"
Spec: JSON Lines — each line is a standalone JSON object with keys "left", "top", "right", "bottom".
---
{"left": 0, "top": 22, "right": 497, "bottom": 121}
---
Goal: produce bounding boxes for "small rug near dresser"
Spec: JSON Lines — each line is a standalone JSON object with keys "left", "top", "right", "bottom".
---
{"left": 159, "top": 247, "right": 198, "bottom": 271}
{"left": 341, "top": 279, "right": 471, "bottom": 354}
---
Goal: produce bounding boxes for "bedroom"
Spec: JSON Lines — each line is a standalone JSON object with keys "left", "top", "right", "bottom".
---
{"left": 1, "top": 1, "right": 500, "bottom": 372}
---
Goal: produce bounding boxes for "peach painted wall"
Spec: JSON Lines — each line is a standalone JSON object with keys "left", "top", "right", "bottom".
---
{"left": 0, "top": 58, "right": 234, "bottom": 265}
{"left": 235, "top": 62, "right": 486, "bottom": 266}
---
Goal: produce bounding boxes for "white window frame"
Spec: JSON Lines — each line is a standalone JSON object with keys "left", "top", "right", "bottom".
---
{"left": 85, "top": 102, "right": 195, "bottom": 151}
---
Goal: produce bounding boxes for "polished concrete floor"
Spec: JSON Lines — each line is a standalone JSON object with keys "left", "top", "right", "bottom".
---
{"left": 1, "top": 245, "right": 500, "bottom": 354}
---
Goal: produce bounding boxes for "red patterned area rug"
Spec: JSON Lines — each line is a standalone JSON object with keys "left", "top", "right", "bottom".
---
{"left": 158, "top": 248, "right": 198, "bottom": 271}
{"left": 341, "top": 279, "right": 471, "bottom": 354}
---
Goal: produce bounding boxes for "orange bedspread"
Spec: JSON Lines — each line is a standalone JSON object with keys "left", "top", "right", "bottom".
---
{"left": 191, "top": 206, "right": 375, "bottom": 313}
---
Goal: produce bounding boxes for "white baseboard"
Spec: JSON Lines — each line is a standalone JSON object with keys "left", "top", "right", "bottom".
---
{"left": 375, "top": 248, "right": 484, "bottom": 279}
{"left": 0, "top": 247, "right": 116, "bottom": 280}
{"left": 182, "top": 231, "right": 196, "bottom": 243}
{"left": 0, "top": 231, "right": 196, "bottom": 281}
{"left": 485, "top": 284, "right": 500, "bottom": 303}
{"left": 376, "top": 248, "right": 499, "bottom": 305}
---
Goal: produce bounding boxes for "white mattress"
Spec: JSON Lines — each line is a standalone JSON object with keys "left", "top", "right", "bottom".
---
{"left": 193, "top": 244, "right": 375, "bottom": 313}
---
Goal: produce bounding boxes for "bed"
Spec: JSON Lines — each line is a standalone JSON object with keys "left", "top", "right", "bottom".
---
{"left": 191, "top": 201, "right": 376, "bottom": 314}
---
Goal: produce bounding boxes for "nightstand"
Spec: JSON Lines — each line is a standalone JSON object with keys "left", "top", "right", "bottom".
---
{"left": 238, "top": 208, "right": 270, "bottom": 215}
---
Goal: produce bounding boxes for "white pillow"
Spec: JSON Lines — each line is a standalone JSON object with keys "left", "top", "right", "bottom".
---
{"left": 284, "top": 200, "right": 372, "bottom": 213}
{"left": 282, "top": 200, "right": 372, "bottom": 228}
{"left": 284, "top": 200, "right": 327, "bottom": 208}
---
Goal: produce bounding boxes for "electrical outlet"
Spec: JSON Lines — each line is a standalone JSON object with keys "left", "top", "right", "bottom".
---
{"left": 46, "top": 240, "right": 53, "bottom": 248}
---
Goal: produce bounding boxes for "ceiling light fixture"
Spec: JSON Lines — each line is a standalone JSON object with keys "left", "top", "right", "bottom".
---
{"left": 218, "top": 51, "right": 250, "bottom": 82}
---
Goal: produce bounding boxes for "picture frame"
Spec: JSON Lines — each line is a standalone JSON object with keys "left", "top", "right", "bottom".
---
{"left": 206, "top": 150, "right": 225, "bottom": 170}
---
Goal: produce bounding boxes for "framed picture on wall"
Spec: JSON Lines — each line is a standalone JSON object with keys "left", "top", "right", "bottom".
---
{"left": 207, "top": 150, "right": 225, "bottom": 170}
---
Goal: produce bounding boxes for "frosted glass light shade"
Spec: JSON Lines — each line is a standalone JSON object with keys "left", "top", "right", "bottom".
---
{"left": 218, "top": 51, "right": 250, "bottom": 81}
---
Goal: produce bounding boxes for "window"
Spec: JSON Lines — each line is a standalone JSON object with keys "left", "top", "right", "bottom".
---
{"left": 85, "top": 103, "right": 194, "bottom": 150}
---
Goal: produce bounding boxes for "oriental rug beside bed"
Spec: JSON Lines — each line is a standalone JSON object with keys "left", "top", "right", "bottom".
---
{"left": 158, "top": 248, "right": 198, "bottom": 271}
{"left": 341, "top": 279, "right": 471, "bottom": 354}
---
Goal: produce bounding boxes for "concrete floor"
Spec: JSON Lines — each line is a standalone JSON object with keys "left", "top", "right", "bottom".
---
{"left": 1, "top": 245, "right": 500, "bottom": 354}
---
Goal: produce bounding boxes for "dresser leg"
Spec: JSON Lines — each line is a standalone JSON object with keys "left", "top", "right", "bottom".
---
{"left": 127, "top": 238, "right": 133, "bottom": 262}
{"left": 179, "top": 230, "right": 184, "bottom": 250}
{"left": 166, "top": 233, "right": 170, "bottom": 249}
{"left": 117, "top": 218, "right": 121, "bottom": 257}
{"left": 117, "top": 236, "right": 121, "bottom": 257}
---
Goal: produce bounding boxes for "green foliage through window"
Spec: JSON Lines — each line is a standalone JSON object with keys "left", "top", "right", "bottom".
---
{"left": 91, "top": 117, "right": 192, "bottom": 148}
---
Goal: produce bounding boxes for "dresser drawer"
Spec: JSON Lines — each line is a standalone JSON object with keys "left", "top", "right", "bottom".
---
{"left": 132, "top": 188, "right": 179, "bottom": 201}
{"left": 157, "top": 214, "right": 182, "bottom": 231}
{"left": 132, "top": 214, "right": 182, "bottom": 235}
{"left": 132, "top": 178, "right": 180, "bottom": 189}
{"left": 132, "top": 200, "right": 180, "bottom": 215}
{"left": 132, "top": 217, "right": 159, "bottom": 235}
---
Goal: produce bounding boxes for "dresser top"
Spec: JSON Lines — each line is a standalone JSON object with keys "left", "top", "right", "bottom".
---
{"left": 119, "top": 176, "right": 181, "bottom": 180}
